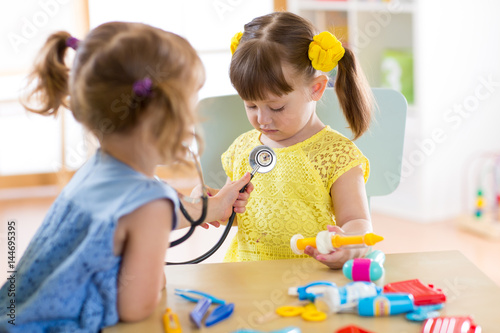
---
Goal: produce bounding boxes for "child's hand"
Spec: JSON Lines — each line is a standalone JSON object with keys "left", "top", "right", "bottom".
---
{"left": 190, "top": 184, "right": 219, "bottom": 199}
{"left": 204, "top": 173, "right": 254, "bottom": 226}
{"left": 216, "top": 172, "right": 254, "bottom": 222}
{"left": 303, "top": 225, "right": 368, "bottom": 269}
{"left": 190, "top": 186, "right": 222, "bottom": 229}
{"left": 228, "top": 174, "right": 254, "bottom": 215}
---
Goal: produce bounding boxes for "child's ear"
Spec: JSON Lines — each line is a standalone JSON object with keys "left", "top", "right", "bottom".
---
{"left": 311, "top": 75, "right": 329, "bottom": 101}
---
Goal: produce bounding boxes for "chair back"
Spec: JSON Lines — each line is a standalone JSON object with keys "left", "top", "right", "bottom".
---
{"left": 198, "top": 88, "right": 407, "bottom": 198}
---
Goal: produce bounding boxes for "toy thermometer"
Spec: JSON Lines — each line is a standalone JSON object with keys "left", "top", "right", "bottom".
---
{"left": 290, "top": 230, "right": 384, "bottom": 255}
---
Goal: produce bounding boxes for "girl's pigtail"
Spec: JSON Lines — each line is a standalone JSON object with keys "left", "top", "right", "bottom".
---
{"left": 335, "top": 48, "right": 374, "bottom": 140}
{"left": 152, "top": 81, "right": 195, "bottom": 163}
{"left": 21, "top": 31, "right": 73, "bottom": 117}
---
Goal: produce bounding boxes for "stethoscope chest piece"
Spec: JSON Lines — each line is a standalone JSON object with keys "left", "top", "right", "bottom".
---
{"left": 249, "top": 145, "right": 277, "bottom": 174}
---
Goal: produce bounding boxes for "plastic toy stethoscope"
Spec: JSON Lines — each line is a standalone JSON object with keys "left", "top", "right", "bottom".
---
{"left": 249, "top": 145, "right": 277, "bottom": 174}
{"left": 166, "top": 144, "right": 277, "bottom": 265}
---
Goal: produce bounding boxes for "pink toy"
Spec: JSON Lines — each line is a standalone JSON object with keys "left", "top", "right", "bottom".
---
{"left": 342, "top": 250, "right": 385, "bottom": 282}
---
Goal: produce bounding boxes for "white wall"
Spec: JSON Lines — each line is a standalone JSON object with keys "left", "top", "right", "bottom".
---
{"left": 87, "top": 0, "right": 273, "bottom": 99}
{"left": 372, "top": 0, "right": 500, "bottom": 222}
{"left": 420, "top": 0, "right": 500, "bottom": 221}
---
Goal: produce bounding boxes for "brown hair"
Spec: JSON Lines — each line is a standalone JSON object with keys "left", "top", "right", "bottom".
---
{"left": 22, "top": 22, "right": 205, "bottom": 161}
{"left": 230, "top": 12, "right": 373, "bottom": 139}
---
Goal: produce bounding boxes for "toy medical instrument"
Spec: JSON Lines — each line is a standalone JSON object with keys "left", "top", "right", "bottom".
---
{"left": 422, "top": 316, "right": 481, "bottom": 333}
{"left": 314, "top": 282, "right": 383, "bottom": 314}
{"left": 166, "top": 145, "right": 277, "bottom": 265}
{"left": 288, "top": 281, "right": 337, "bottom": 302}
{"left": 163, "top": 308, "right": 182, "bottom": 333}
{"left": 357, "top": 293, "right": 443, "bottom": 320}
{"left": 231, "top": 327, "right": 301, "bottom": 333}
{"left": 276, "top": 303, "right": 327, "bottom": 322}
{"left": 287, "top": 281, "right": 382, "bottom": 316}
{"left": 174, "top": 289, "right": 234, "bottom": 327}
{"left": 290, "top": 230, "right": 384, "bottom": 255}
{"left": 335, "top": 325, "right": 374, "bottom": 333}
{"left": 287, "top": 281, "right": 442, "bottom": 322}
{"left": 406, "top": 304, "right": 443, "bottom": 322}
{"left": 249, "top": 145, "right": 276, "bottom": 173}
{"left": 343, "top": 250, "right": 386, "bottom": 282}
{"left": 383, "top": 279, "right": 446, "bottom": 305}
{"left": 358, "top": 293, "right": 411, "bottom": 316}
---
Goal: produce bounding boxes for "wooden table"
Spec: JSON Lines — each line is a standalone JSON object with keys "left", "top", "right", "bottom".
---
{"left": 103, "top": 251, "right": 500, "bottom": 332}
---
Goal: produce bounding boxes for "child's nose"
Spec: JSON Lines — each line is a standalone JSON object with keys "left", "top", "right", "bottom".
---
{"left": 257, "top": 109, "right": 271, "bottom": 125}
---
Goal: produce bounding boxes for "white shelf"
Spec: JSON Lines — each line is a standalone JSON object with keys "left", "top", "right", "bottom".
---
{"left": 356, "top": 2, "right": 415, "bottom": 13}
{"left": 289, "top": 0, "right": 416, "bottom": 105}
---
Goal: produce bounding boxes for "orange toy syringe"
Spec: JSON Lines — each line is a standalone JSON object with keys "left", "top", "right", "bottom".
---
{"left": 290, "top": 230, "right": 384, "bottom": 255}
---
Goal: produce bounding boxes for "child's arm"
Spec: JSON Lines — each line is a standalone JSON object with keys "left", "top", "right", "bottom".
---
{"left": 181, "top": 174, "right": 253, "bottom": 228}
{"left": 115, "top": 199, "right": 173, "bottom": 322}
{"left": 304, "top": 165, "right": 372, "bottom": 269}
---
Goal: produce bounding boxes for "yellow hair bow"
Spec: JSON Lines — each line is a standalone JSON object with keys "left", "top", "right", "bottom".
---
{"left": 308, "top": 31, "right": 345, "bottom": 72}
{"left": 230, "top": 32, "right": 243, "bottom": 55}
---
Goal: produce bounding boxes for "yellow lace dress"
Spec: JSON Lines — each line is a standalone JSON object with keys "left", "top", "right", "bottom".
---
{"left": 222, "top": 126, "right": 369, "bottom": 262}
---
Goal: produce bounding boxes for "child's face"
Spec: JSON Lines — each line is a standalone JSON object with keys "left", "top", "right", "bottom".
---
{"left": 243, "top": 86, "right": 317, "bottom": 145}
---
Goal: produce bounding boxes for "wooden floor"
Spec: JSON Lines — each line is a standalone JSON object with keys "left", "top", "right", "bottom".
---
{"left": 1, "top": 188, "right": 499, "bottom": 287}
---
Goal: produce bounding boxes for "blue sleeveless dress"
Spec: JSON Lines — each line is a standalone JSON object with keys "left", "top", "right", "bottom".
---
{"left": 0, "top": 149, "right": 179, "bottom": 332}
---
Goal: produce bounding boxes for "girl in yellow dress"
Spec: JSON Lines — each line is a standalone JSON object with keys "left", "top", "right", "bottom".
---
{"left": 220, "top": 12, "right": 374, "bottom": 268}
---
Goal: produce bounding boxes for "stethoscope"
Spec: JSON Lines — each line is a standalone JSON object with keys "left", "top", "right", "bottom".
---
{"left": 165, "top": 144, "right": 277, "bottom": 265}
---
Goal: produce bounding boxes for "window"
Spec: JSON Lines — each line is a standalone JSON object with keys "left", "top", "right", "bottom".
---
{"left": 0, "top": 0, "right": 273, "bottom": 182}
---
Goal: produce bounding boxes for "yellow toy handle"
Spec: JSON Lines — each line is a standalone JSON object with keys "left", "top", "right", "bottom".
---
{"left": 290, "top": 231, "right": 384, "bottom": 255}
{"left": 331, "top": 233, "right": 383, "bottom": 248}
{"left": 298, "top": 237, "right": 316, "bottom": 250}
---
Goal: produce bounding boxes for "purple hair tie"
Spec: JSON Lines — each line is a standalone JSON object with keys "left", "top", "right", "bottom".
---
{"left": 132, "top": 77, "right": 153, "bottom": 98}
{"left": 66, "top": 36, "right": 79, "bottom": 50}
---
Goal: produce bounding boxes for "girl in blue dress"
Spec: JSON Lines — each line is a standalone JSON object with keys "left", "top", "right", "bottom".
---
{"left": 0, "top": 22, "right": 252, "bottom": 332}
